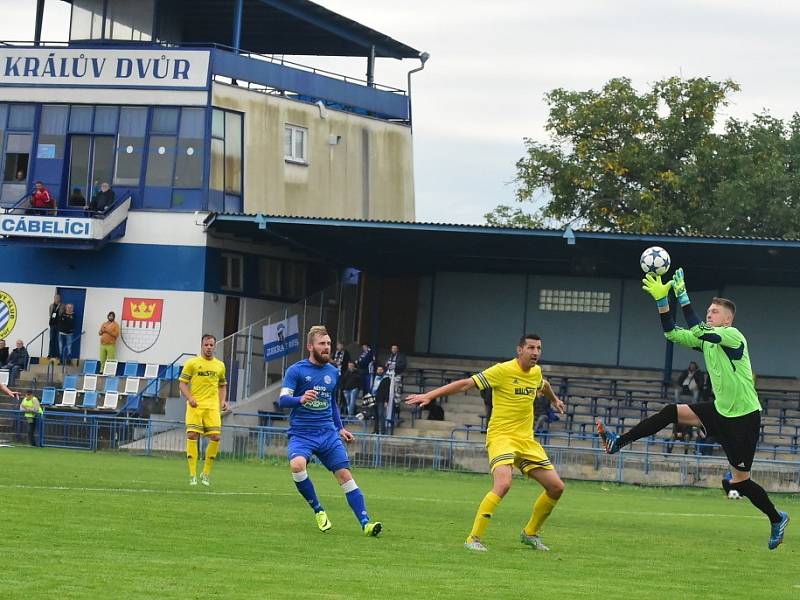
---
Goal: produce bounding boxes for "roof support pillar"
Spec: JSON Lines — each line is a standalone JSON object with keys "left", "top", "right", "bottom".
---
{"left": 366, "top": 44, "right": 375, "bottom": 88}
{"left": 232, "top": 0, "right": 244, "bottom": 53}
{"left": 34, "top": 0, "right": 46, "bottom": 44}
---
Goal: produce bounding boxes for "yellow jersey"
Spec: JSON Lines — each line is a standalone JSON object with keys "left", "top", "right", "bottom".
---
{"left": 179, "top": 356, "right": 227, "bottom": 410}
{"left": 472, "top": 359, "right": 543, "bottom": 439}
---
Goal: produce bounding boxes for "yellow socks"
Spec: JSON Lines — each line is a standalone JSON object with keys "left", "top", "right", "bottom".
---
{"left": 523, "top": 491, "right": 559, "bottom": 536}
{"left": 187, "top": 438, "right": 198, "bottom": 477}
{"left": 468, "top": 491, "right": 502, "bottom": 541}
{"left": 203, "top": 439, "right": 220, "bottom": 476}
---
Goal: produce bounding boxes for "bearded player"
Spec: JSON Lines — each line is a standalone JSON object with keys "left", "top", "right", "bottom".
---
{"left": 278, "top": 325, "right": 382, "bottom": 536}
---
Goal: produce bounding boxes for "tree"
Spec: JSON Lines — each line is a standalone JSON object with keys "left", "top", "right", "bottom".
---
{"left": 487, "top": 77, "right": 800, "bottom": 237}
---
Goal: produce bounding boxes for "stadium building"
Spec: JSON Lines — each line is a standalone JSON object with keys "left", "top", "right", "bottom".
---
{"left": 0, "top": 0, "right": 422, "bottom": 368}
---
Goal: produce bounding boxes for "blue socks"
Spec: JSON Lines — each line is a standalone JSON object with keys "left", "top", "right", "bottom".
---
{"left": 292, "top": 471, "right": 323, "bottom": 512}
{"left": 342, "top": 479, "right": 369, "bottom": 526}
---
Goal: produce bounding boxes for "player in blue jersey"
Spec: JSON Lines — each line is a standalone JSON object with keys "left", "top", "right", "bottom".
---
{"left": 279, "top": 325, "right": 382, "bottom": 537}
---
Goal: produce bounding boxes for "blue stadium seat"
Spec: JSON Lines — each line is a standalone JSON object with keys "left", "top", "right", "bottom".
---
{"left": 63, "top": 374, "right": 79, "bottom": 390}
{"left": 40, "top": 387, "right": 56, "bottom": 406}
{"left": 82, "top": 391, "right": 98, "bottom": 409}
{"left": 104, "top": 377, "right": 119, "bottom": 393}
{"left": 83, "top": 360, "right": 99, "bottom": 375}
{"left": 123, "top": 362, "right": 140, "bottom": 377}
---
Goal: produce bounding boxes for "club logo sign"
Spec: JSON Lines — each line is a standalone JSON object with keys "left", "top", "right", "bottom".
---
{"left": 121, "top": 297, "right": 164, "bottom": 353}
{"left": 0, "top": 290, "right": 17, "bottom": 339}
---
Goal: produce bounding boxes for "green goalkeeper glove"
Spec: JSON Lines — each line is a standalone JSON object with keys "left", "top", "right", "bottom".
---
{"left": 672, "top": 267, "right": 690, "bottom": 306}
{"left": 641, "top": 272, "right": 672, "bottom": 308}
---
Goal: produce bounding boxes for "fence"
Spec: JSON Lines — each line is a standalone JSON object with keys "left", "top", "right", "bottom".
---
{"left": 216, "top": 280, "right": 360, "bottom": 405}
{"left": 2, "top": 409, "right": 799, "bottom": 493}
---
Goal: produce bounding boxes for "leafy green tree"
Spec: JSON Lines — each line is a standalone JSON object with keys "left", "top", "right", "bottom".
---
{"left": 488, "top": 76, "right": 800, "bottom": 237}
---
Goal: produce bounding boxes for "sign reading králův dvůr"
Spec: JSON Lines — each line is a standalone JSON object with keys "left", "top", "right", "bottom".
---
{"left": 0, "top": 214, "right": 94, "bottom": 239}
{"left": 0, "top": 49, "right": 210, "bottom": 89}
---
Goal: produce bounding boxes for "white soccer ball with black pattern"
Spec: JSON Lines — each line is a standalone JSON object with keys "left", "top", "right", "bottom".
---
{"left": 639, "top": 246, "right": 671, "bottom": 275}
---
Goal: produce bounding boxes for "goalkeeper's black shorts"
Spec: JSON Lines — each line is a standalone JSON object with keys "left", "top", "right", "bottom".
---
{"left": 689, "top": 402, "right": 760, "bottom": 472}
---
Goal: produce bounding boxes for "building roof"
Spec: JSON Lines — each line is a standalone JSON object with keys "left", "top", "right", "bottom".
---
{"left": 204, "top": 214, "right": 800, "bottom": 287}
{"left": 60, "top": 0, "right": 422, "bottom": 59}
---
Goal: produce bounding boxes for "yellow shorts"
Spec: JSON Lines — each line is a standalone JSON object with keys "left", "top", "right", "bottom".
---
{"left": 487, "top": 435, "right": 553, "bottom": 474}
{"left": 185, "top": 406, "right": 221, "bottom": 436}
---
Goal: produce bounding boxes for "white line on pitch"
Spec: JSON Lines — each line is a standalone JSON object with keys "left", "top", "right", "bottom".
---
{"left": 0, "top": 483, "right": 765, "bottom": 519}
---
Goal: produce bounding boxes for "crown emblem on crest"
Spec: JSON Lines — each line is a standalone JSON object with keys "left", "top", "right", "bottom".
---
{"left": 130, "top": 301, "right": 157, "bottom": 319}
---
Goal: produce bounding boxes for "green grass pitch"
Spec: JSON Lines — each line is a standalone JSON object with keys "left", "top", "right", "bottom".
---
{"left": 1, "top": 447, "right": 798, "bottom": 599}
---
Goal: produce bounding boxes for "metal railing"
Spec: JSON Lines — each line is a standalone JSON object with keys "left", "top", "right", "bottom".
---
{"left": 0, "top": 41, "right": 407, "bottom": 94}
{"left": 26, "top": 328, "right": 48, "bottom": 361}
{"left": 216, "top": 280, "right": 360, "bottom": 405}
{"left": 1, "top": 409, "right": 798, "bottom": 492}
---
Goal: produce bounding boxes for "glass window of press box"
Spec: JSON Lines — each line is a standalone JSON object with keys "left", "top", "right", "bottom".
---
{"left": 0, "top": 103, "right": 243, "bottom": 212}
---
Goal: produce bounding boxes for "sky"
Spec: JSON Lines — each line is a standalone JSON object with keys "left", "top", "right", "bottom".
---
{"left": 3, "top": 0, "right": 800, "bottom": 224}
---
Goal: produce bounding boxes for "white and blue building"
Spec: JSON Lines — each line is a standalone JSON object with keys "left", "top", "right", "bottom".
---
{"left": 0, "top": 0, "right": 426, "bottom": 366}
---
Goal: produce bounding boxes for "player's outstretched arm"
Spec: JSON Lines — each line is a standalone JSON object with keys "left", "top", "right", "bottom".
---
{"left": 0, "top": 383, "right": 16, "bottom": 398}
{"left": 405, "top": 377, "right": 476, "bottom": 407}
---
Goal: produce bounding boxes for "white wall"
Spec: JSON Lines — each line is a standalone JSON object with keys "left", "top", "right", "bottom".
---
{"left": 0, "top": 282, "right": 204, "bottom": 364}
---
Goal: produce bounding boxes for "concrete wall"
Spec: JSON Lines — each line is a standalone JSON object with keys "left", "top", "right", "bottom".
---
{"left": 417, "top": 271, "right": 800, "bottom": 377}
{"left": 212, "top": 83, "right": 415, "bottom": 221}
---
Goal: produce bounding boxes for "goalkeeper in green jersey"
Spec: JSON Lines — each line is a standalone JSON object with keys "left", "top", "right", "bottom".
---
{"left": 596, "top": 268, "right": 789, "bottom": 550}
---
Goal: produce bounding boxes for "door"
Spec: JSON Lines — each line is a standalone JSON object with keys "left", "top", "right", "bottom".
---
{"left": 66, "top": 135, "right": 115, "bottom": 205}
{"left": 56, "top": 287, "right": 86, "bottom": 361}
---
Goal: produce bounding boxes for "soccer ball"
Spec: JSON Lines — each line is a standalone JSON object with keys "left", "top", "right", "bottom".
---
{"left": 639, "top": 246, "right": 671, "bottom": 276}
{"left": 727, "top": 489, "right": 742, "bottom": 500}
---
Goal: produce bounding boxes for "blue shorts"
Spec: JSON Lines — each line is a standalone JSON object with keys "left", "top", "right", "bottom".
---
{"left": 287, "top": 428, "right": 351, "bottom": 472}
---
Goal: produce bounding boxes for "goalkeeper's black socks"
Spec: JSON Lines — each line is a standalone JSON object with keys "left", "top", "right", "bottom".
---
{"left": 619, "top": 404, "right": 678, "bottom": 448}
{"left": 730, "top": 479, "right": 782, "bottom": 523}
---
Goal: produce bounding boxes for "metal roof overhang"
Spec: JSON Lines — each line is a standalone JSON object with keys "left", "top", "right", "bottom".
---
{"left": 204, "top": 214, "right": 800, "bottom": 288}
{"left": 61, "top": 0, "right": 421, "bottom": 59}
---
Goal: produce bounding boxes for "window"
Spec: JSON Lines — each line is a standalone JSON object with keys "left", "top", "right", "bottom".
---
{"left": 38, "top": 105, "right": 69, "bottom": 160}
{"left": 258, "top": 258, "right": 282, "bottom": 296}
{"left": 221, "top": 254, "right": 243, "bottom": 292}
{"left": 145, "top": 135, "right": 176, "bottom": 187}
{"left": 284, "top": 125, "right": 308, "bottom": 164}
{"left": 539, "top": 289, "right": 611, "bottom": 313}
{"left": 174, "top": 108, "right": 204, "bottom": 188}
{"left": 3, "top": 134, "right": 32, "bottom": 182}
{"left": 115, "top": 107, "right": 147, "bottom": 186}
{"left": 210, "top": 109, "right": 243, "bottom": 197}
{"left": 70, "top": 0, "right": 104, "bottom": 40}
{"left": 105, "top": 0, "right": 154, "bottom": 41}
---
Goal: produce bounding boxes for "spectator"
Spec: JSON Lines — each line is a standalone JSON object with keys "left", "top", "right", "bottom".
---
{"left": 68, "top": 187, "right": 86, "bottom": 208}
{"left": 19, "top": 389, "right": 42, "bottom": 447}
{"left": 356, "top": 342, "right": 375, "bottom": 394}
{"left": 98, "top": 311, "right": 119, "bottom": 369}
{"left": 89, "top": 181, "right": 115, "bottom": 213}
{"left": 534, "top": 391, "right": 550, "bottom": 434}
{"left": 0, "top": 339, "right": 8, "bottom": 366}
{"left": 384, "top": 344, "right": 407, "bottom": 429}
{"left": 370, "top": 365, "right": 391, "bottom": 435}
{"left": 29, "top": 181, "right": 54, "bottom": 215}
{"left": 666, "top": 423, "right": 694, "bottom": 454}
{"left": 673, "top": 361, "right": 703, "bottom": 403}
{"left": 332, "top": 342, "right": 351, "bottom": 375}
{"left": 15, "top": 169, "right": 26, "bottom": 182}
{"left": 341, "top": 361, "right": 362, "bottom": 416}
{"left": 58, "top": 303, "right": 76, "bottom": 365}
{"left": 48, "top": 294, "right": 63, "bottom": 361}
{"left": 4, "top": 340, "right": 29, "bottom": 385}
